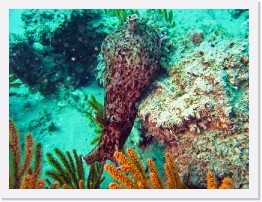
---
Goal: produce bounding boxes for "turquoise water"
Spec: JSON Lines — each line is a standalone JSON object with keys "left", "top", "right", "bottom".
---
{"left": 9, "top": 9, "right": 249, "bottom": 189}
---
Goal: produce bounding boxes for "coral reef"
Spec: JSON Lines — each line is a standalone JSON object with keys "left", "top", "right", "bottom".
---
{"left": 9, "top": 9, "right": 250, "bottom": 191}
{"left": 9, "top": 9, "right": 116, "bottom": 95}
{"left": 9, "top": 119, "right": 43, "bottom": 189}
{"left": 207, "top": 171, "right": 233, "bottom": 189}
{"left": 83, "top": 14, "right": 161, "bottom": 165}
{"left": 104, "top": 148, "right": 184, "bottom": 189}
{"left": 228, "top": 9, "right": 248, "bottom": 19}
{"left": 137, "top": 36, "right": 249, "bottom": 188}
{"left": 188, "top": 28, "right": 204, "bottom": 45}
{"left": 9, "top": 74, "right": 23, "bottom": 96}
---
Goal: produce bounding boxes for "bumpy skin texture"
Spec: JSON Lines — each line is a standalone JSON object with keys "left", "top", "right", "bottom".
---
{"left": 83, "top": 15, "right": 161, "bottom": 165}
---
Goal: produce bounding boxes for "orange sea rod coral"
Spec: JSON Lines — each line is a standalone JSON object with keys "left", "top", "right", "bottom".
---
{"left": 105, "top": 148, "right": 184, "bottom": 189}
{"left": 147, "top": 158, "right": 164, "bottom": 189}
{"left": 108, "top": 182, "right": 123, "bottom": 189}
{"left": 164, "top": 153, "right": 184, "bottom": 189}
{"left": 104, "top": 164, "right": 137, "bottom": 189}
{"left": 207, "top": 171, "right": 233, "bottom": 189}
{"left": 9, "top": 119, "right": 43, "bottom": 189}
{"left": 219, "top": 178, "right": 233, "bottom": 189}
{"left": 206, "top": 172, "right": 217, "bottom": 189}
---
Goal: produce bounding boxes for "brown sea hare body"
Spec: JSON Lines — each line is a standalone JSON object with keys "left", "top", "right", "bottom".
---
{"left": 83, "top": 14, "right": 161, "bottom": 164}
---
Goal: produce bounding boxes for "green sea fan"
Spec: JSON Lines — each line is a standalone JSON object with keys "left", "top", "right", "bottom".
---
{"left": 45, "top": 148, "right": 105, "bottom": 189}
{"left": 45, "top": 148, "right": 84, "bottom": 188}
{"left": 84, "top": 95, "right": 104, "bottom": 145}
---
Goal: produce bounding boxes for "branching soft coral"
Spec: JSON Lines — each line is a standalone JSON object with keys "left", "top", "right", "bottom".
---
{"left": 207, "top": 171, "right": 233, "bottom": 189}
{"left": 104, "top": 148, "right": 184, "bottom": 189}
{"left": 9, "top": 119, "right": 43, "bottom": 189}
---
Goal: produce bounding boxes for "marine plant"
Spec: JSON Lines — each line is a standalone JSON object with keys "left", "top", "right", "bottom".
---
{"left": 87, "top": 162, "right": 105, "bottom": 189}
{"left": 45, "top": 148, "right": 105, "bottom": 189}
{"left": 104, "top": 9, "right": 139, "bottom": 26}
{"left": 104, "top": 148, "right": 184, "bottom": 189}
{"left": 105, "top": 147, "right": 234, "bottom": 189}
{"left": 84, "top": 95, "right": 104, "bottom": 145}
{"left": 45, "top": 148, "right": 85, "bottom": 189}
{"left": 156, "top": 9, "right": 176, "bottom": 27}
{"left": 9, "top": 119, "right": 43, "bottom": 189}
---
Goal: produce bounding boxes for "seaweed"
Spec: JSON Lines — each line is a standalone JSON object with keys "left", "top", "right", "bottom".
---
{"left": 156, "top": 9, "right": 176, "bottom": 28}
{"left": 45, "top": 148, "right": 84, "bottom": 189}
{"left": 103, "top": 9, "right": 140, "bottom": 26}
{"left": 45, "top": 148, "right": 105, "bottom": 189}
{"left": 84, "top": 95, "right": 105, "bottom": 145}
{"left": 9, "top": 119, "right": 44, "bottom": 189}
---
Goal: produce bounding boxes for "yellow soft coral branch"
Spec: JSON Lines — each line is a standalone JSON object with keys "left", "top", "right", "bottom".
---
{"left": 109, "top": 182, "right": 124, "bottom": 189}
{"left": 51, "top": 181, "right": 60, "bottom": 189}
{"left": 164, "top": 163, "right": 176, "bottom": 189}
{"left": 126, "top": 148, "right": 147, "bottom": 181}
{"left": 79, "top": 179, "right": 84, "bottom": 189}
{"left": 37, "top": 179, "right": 45, "bottom": 189}
{"left": 9, "top": 119, "right": 43, "bottom": 189}
{"left": 147, "top": 158, "right": 164, "bottom": 189}
{"left": 149, "top": 172, "right": 163, "bottom": 189}
{"left": 219, "top": 178, "right": 233, "bottom": 189}
{"left": 207, "top": 172, "right": 217, "bottom": 189}
{"left": 62, "top": 184, "right": 72, "bottom": 189}
{"left": 164, "top": 153, "right": 183, "bottom": 189}
{"left": 20, "top": 174, "right": 33, "bottom": 189}
{"left": 20, "top": 134, "right": 33, "bottom": 178}
{"left": 207, "top": 172, "right": 233, "bottom": 189}
{"left": 104, "top": 164, "right": 137, "bottom": 189}
{"left": 114, "top": 149, "right": 149, "bottom": 189}
{"left": 114, "top": 151, "right": 131, "bottom": 167}
{"left": 9, "top": 119, "right": 21, "bottom": 187}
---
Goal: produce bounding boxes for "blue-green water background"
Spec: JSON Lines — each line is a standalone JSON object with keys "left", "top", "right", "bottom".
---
{"left": 9, "top": 9, "right": 249, "bottom": 189}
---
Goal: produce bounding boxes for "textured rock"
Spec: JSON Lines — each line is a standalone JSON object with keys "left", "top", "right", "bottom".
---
{"left": 137, "top": 38, "right": 249, "bottom": 188}
{"left": 10, "top": 10, "right": 115, "bottom": 95}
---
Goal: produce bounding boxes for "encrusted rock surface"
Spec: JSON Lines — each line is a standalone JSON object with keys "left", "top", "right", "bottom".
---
{"left": 10, "top": 9, "right": 116, "bottom": 95}
{"left": 137, "top": 38, "right": 249, "bottom": 188}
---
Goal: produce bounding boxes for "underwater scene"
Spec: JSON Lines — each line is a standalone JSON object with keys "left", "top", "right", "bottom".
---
{"left": 9, "top": 9, "right": 249, "bottom": 189}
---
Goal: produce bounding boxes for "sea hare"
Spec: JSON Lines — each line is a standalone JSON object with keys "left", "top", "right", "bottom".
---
{"left": 83, "top": 14, "right": 161, "bottom": 164}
